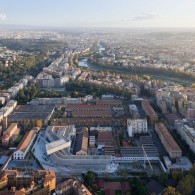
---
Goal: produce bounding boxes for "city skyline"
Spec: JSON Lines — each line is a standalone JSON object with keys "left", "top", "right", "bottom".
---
{"left": 1, "top": 0, "right": 195, "bottom": 28}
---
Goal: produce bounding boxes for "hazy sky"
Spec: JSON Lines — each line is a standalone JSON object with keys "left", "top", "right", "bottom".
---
{"left": 1, "top": 0, "right": 195, "bottom": 28}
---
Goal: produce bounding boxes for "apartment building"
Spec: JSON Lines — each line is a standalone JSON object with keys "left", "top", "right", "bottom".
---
{"left": 175, "top": 120, "right": 195, "bottom": 153}
{"left": 0, "top": 170, "right": 56, "bottom": 194}
{"left": 1, "top": 123, "right": 20, "bottom": 147}
{"left": 127, "top": 119, "right": 148, "bottom": 137}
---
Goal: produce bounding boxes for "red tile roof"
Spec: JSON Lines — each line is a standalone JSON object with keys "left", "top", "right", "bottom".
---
{"left": 16, "top": 130, "right": 36, "bottom": 152}
{"left": 72, "top": 110, "right": 112, "bottom": 117}
{"left": 65, "top": 105, "right": 111, "bottom": 111}
{"left": 155, "top": 123, "right": 181, "bottom": 152}
{"left": 96, "top": 99, "right": 122, "bottom": 105}
{"left": 141, "top": 100, "right": 158, "bottom": 117}
{"left": 98, "top": 132, "right": 113, "bottom": 143}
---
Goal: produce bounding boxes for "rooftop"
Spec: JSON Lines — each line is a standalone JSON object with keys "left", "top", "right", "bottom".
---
{"left": 4, "top": 123, "right": 17, "bottom": 134}
{"left": 65, "top": 104, "right": 111, "bottom": 111}
{"left": 98, "top": 131, "right": 113, "bottom": 143}
{"left": 9, "top": 105, "right": 55, "bottom": 121}
{"left": 46, "top": 139, "right": 67, "bottom": 151}
{"left": 16, "top": 130, "right": 36, "bottom": 152}
{"left": 145, "top": 180, "right": 164, "bottom": 194}
{"left": 141, "top": 100, "right": 158, "bottom": 117}
{"left": 155, "top": 123, "right": 181, "bottom": 152}
{"left": 72, "top": 110, "right": 112, "bottom": 117}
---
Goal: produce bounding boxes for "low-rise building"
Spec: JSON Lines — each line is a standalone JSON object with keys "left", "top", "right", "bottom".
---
{"left": 141, "top": 100, "right": 158, "bottom": 124}
{"left": 96, "top": 99, "right": 122, "bottom": 106}
{"left": 46, "top": 139, "right": 71, "bottom": 155}
{"left": 155, "top": 123, "right": 182, "bottom": 159}
{"left": 56, "top": 178, "right": 92, "bottom": 195}
{"left": 0, "top": 170, "right": 56, "bottom": 194}
{"left": 1, "top": 123, "right": 20, "bottom": 147}
{"left": 98, "top": 131, "right": 113, "bottom": 149}
{"left": 13, "top": 130, "right": 36, "bottom": 160}
{"left": 76, "top": 128, "right": 89, "bottom": 155}
{"left": 72, "top": 110, "right": 112, "bottom": 118}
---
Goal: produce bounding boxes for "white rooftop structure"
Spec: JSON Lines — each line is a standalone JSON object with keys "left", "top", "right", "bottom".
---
{"left": 46, "top": 139, "right": 70, "bottom": 155}
{"left": 90, "top": 127, "right": 112, "bottom": 131}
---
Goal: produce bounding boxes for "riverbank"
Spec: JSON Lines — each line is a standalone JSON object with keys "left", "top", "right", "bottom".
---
{"left": 78, "top": 58, "right": 195, "bottom": 85}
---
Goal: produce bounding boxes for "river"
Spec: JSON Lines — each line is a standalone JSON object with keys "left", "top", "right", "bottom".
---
{"left": 78, "top": 58, "right": 102, "bottom": 71}
{"left": 78, "top": 46, "right": 193, "bottom": 84}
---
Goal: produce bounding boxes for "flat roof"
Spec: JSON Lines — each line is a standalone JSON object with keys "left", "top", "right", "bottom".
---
{"left": 121, "top": 146, "right": 159, "bottom": 157}
{"left": 9, "top": 105, "right": 54, "bottom": 121}
{"left": 46, "top": 139, "right": 67, "bottom": 151}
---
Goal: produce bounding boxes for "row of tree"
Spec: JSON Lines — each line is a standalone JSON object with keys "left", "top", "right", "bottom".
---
{"left": 65, "top": 81, "right": 132, "bottom": 99}
{"left": 163, "top": 165, "right": 195, "bottom": 195}
{"left": 88, "top": 56, "right": 195, "bottom": 83}
{"left": 16, "top": 85, "right": 65, "bottom": 104}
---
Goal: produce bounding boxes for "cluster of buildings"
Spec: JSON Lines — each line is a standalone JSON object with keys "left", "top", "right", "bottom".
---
{"left": 0, "top": 75, "right": 33, "bottom": 105}
{"left": 91, "top": 33, "right": 195, "bottom": 75}
{"left": 126, "top": 98, "right": 184, "bottom": 161}
{"left": 156, "top": 85, "right": 195, "bottom": 118}
{"left": 46, "top": 125, "right": 76, "bottom": 155}
{"left": 1, "top": 123, "right": 20, "bottom": 147}
{"left": 13, "top": 129, "right": 36, "bottom": 160}
{"left": 0, "top": 46, "right": 26, "bottom": 67}
{"left": 0, "top": 76, "right": 33, "bottom": 123}
{"left": 175, "top": 119, "right": 195, "bottom": 153}
{"left": 36, "top": 53, "right": 81, "bottom": 88}
{"left": 0, "top": 31, "right": 195, "bottom": 186}
{"left": 28, "top": 95, "right": 93, "bottom": 106}
{"left": 0, "top": 169, "right": 56, "bottom": 194}
{"left": 0, "top": 100, "right": 17, "bottom": 121}
{"left": 65, "top": 104, "right": 112, "bottom": 118}
{"left": 154, "top": 84, "right": 195, "bottom": 158}
{"left": 55, "top": 178, "right": 92, "bottom": 195}
{"left": 86, "top": 73, "right": 141, "bottom": 97}
{"left": 8, "top": 104, "right": 55, "bottom": 126}
{"left": 42, "top": 123, "right": 162, "bottom": 172}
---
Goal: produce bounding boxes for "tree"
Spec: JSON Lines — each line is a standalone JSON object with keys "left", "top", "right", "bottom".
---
{"left": 85, "top": 171, "right": 97, "bottom": 185}
{"left": 159, "top": 173, "right": 168, "bottom": 185}
{"left": 177, "top": 174, "right": 195, "bottom": 195}
{"left": 163, "top": 186, "right": 181, "bottom": 195}
{"left": 143, "top": 75, "right": 151, "bottom": 80}
{"left": 171, "top": 170, "right": 183, "bottom": 181}
{"left": 131, "top": 178, "right": 147, "bottom": 195}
